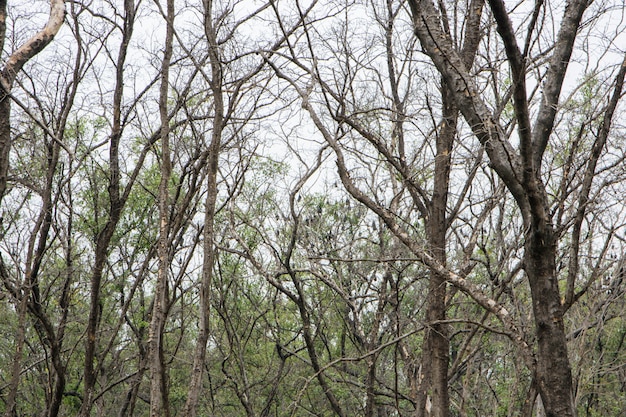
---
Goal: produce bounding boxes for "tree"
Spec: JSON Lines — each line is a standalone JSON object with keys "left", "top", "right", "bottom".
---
{"left": 0, "top": 2, "right": 67, "bottom": 416}
{"left": 406, "top": 0, "right": 626, "bottom": 415}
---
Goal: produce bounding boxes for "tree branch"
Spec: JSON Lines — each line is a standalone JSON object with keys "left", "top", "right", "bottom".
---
{"left": 0, "top": 0, "right": 66, "bottom": 91}
{"left": 407, "top": 0, "right": 527, "bottom": 210}
{"left": 532, "top": 0, "right": 590, "bottom": 169}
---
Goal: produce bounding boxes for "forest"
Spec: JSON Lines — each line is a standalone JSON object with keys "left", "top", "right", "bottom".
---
{"left": 0, "top": 0, "right": 625, "bottom": 416}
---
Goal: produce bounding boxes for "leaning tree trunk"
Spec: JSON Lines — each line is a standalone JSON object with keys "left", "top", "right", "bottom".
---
{"left": 0, "top": 0, "right": 66, "bottom": 206}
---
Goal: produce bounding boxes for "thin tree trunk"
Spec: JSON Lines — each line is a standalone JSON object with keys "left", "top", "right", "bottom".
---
{"left": 365, "top": 355, "right": 380, "bottom": 417}
{"left": 416, "top": 94, "right": 453, "bottom": 417}
{"left": 25, "top": 138, "right": 65, "bottom": 417}
{"left": 415, "top": 2, "right": 483, "bottom": 413}
{"left": 4, "top": 282, "right": 28, "bottom": 417}
{"left": 149, "top": 0, "right": 175, "bottom": 415}
{"left": 181, "top": 1, "right": 222, "bottom": 414}
{"left": 0, "top": 97, "right": 10, "bottom": 206}
{"left": 79, "top": 2, "right": 134, "bottom": 413}
{"left": 414, "top": 92, "right": 454, "bottom": 417}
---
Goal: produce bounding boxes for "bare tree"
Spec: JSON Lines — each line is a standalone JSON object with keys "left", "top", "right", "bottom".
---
{"left": 0, "top": 2, "right": 67, "bottom": 416}
{"left": 79, "top": 1, "right": 138, "bottom": 413}
{"left": 179, "top": 2, "right": 223, "bottom": 414}
{"left": 406, "top": 0, "right": 626, "bottom": 415}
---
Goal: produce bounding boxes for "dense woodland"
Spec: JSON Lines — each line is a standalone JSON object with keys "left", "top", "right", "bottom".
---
{"left": 0, "top": 0, "right": 625, "bottom": 416}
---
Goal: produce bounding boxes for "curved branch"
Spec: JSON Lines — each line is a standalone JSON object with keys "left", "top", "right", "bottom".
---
{"left": 1, "top": 0, "right": 66, "bottom": 90}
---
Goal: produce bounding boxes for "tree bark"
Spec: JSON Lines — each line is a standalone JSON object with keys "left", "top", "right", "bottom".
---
{"left": 79, "top": 2, "right": 134, "bottom": 414}
{"left": 149, "top": 0, "right": 175, "bottom": 415}
{"left": 4, "top": 272, "right": 28, "bottom": 417}
{"left": 415, "top": 3, "right": 483, "bottom": 414}
{"left": 415, "top": 87, "right": 454, "bottom": 417}
{"left": 181, "top": 1, "right": 222, "bottom": 415}
{"left": 526, "top": 227, "right": 575, "bottom": 416}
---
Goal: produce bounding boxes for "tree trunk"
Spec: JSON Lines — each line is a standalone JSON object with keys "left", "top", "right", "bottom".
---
{"left": 4, "top": 278, "right": 27, "bottom": 417}
{"left": 406, "top": 0, "right": 583, "bottom": 415}
{"left": 526, "top": 227, "right": 576, "bottom": 417}
{"left": 80, "top": 1, "right": 134, "bottom": 413}
{"left": 149, "top": 0, "right": 175, "bottom": 415}
{"left": 415, "top": 1, "right": 483, "bottom": 409}
{"left": 181, "top": 1, "right": 222, "bottom": 414}
{"left": 0, "top": 97, "right": 10, "bottom": 204}
{"left": 415, "top": 85, "right": 455, "bottom": 417}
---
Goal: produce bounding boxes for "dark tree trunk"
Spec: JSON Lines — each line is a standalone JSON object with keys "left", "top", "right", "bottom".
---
{"left": 526, "top": 227, "right": 576, "bottom": 416}
{"left": 0, "top": 97, "right": 10, "bottom": 204}
{"left": 406, "top": 0, "right": 585, "bottom": 415}
{"left": 79, "top": 2, "right": 134, "bottom": 414}
{"left": 415, "top": 85, "right": 455, "bottom": 417}
{"left": 415, "top": 2, "right": 483, "bottom": 411}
